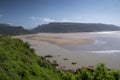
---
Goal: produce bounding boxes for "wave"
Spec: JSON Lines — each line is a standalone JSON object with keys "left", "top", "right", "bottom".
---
{"left": 90, "top": 50, "right": 120, "bottom": 54}
{"left": 88, "top": 31, "right": 120, "bottom": 34}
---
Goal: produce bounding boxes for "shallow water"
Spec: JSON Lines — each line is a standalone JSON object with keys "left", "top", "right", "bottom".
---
{"left": 60, "top": 37, "right": 120, "bottom": 53}
{"left": 19, "top": 32, "right": 120, "bottom": 69}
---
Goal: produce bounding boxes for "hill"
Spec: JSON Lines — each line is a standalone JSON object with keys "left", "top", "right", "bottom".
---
{"left": 0, "top": 37, "right": 63, "bottom": 80}
{"left": 0, "top": 37, "right": 120, "bottom": 80}
{"left": 0, "top": 24, "right": 30, "bottom": 36}
{"left": 32, "top": 22, "right": 120, "bottom": 33}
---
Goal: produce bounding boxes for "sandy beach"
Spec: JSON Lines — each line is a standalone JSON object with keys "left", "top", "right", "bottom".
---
{"left": 15, "top": 32, "right": 120, "bottom": 70}
{"left": 26, "top": 35, "right": 93, "bottom": 45}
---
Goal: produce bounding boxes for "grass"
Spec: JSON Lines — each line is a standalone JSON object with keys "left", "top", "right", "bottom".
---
{"left": 0, "top": 37, "right": 120, "bottom": 80}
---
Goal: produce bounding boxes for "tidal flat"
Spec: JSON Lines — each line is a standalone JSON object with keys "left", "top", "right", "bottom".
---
{"left": 16, "top": 31, "right": 120, "bottom": 70}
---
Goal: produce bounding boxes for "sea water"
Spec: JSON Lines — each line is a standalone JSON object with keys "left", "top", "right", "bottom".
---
{"left": 60, "top": 32, "right": 120, "bottom": 54}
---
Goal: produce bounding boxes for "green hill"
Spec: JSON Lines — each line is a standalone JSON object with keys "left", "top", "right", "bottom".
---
{"left": 0, "top": 37, "right": 120, "bottom": 80}
{"left": 0, "top": 24, "right": 30, "bottom": 36}
{"left": 0, "top": 37, "right": 64, "bottom": 80}
{"left": 32, "top": 22, "right": 120, "bottom": 33}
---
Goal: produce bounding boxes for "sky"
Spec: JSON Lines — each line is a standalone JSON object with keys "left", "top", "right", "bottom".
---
{"left": 0, "top": 0, "right": 120, "bottom": 29}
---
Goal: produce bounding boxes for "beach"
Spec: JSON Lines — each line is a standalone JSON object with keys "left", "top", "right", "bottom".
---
{"left": 15, "top": 32, "right": 120, "bottom": 70}
{"left": 26, "top": 35, "right": 93, "bottom": 45}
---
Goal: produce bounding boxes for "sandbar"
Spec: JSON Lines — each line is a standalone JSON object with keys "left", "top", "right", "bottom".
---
{"left": 14, "top": 32, "right": 120, "bottom": 70}
{"left": 26, "top": 35, "right": 94, "bottom": 45}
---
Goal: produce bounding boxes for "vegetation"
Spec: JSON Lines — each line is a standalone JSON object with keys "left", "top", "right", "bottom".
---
{"left": 0, "top": 24, "right": 31, "bottom": 36}
{"left": 32, "top": 22, "right": 120, "bottom": 33}
{"left": 1, "top": 22, "right": 120, "bottom": 36}
{"left": 0, "top": 37, "right": 120, "bottom": 80}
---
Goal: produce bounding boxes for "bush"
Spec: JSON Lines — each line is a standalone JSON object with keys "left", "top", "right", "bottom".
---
{"left": 0, "top": 37, "right": 120, "bottom": 80}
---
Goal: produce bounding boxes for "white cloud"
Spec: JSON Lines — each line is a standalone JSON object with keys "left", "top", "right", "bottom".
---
{"left": 30, "top": 16, "right": 36, "bottom": 21}
{"left": 30, "top": 16, "right": 84, "bottom": 24}
{"left": 30, "top": 16, "right": 120, "bottom": 26}
{"left": 59, "top": 17, "right": 83, "bottom": 23}
{"left": 42, "top": 18, "right": 55, "bottom": 23}
{"left": 30, "top": 16, "right": 55, "bottom": 23}
{"left": 30, "top": 16, "right": 41, "bottom": 21}
{"left": 60, "top": 19, "right": 72, "bottom": 22}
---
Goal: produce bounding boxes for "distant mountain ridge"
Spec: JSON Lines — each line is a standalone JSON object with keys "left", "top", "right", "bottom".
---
{"left": 1, "top": 22, "right": 120, "bottom": 35}
{"left": 32, "top": 22, "right": 120, "bottom": 33}
{"left": 0, "top": 23, "right": 30, "bottom": 35}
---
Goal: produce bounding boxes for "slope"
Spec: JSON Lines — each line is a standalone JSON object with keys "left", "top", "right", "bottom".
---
{"left": 0, "top": 24, "right": 30, "bottom": 36}
{"left": 33, "top": 22, "right": 120, "bottom": 33}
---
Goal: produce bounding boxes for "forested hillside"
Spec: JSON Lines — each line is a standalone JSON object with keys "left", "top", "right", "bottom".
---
{"left": 33, "top": 22, "right": 120, "bottom": 33}
{"left": 1, "top": 23, "right": 120, "bottom": 35}
{"left": 0, "top": 24, "right": 30, "bottom": 36}
{"left": 0, "top": 37, "right": 120, "bottom": 80}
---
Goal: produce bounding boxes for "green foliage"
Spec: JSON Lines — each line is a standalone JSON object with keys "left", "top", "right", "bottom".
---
{"left": 33, "top": 22, "right": 120, "bottom": 33}
{"left": 0, "top": 23, "right": 31, "bottom": 36}
{"left": 80, "top": 68, "right": 92, "bottom": 80}
{"left": 93, "top": 63, "right": 114, "bottom": 80}
{"left": 0, "top": 37, "right": 62, "bottom": 80}
{"left": 111, "top": 70, "right": 120, "bottom": 80}
{"left": 0, "top": 37, "right": 120, "bottom": 80}
{"left": 60, "top": 71, "right": 76, "bottom": 80}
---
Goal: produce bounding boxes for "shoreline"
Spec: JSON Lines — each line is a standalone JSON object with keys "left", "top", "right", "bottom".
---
{"left": 15, "top": 32, "right": 120, "bottom": 70}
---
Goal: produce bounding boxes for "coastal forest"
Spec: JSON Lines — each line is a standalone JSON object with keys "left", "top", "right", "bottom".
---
{"left": 32, "top": 22, "right": 120, "bottom": 33}
{"left": 1, "top": 22, "right": 120, "bottom": 36}
{"left": 0, "top": 37, "right": 120, "bottom": 80}
{"left": 0, "top": 24, "right": 30, "bottom": 36}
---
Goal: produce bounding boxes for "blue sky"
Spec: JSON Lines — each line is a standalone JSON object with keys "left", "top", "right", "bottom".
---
{"left": 0, "top": 0, "right": 119, "bottom": 29}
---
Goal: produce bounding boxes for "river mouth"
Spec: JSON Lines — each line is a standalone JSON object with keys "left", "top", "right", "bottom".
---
{"left": 17, "top": 32, "right": 120, "bottom": 70}
{"left": 60, "top": 37, "right": 120, "bottom": 53}
{"left": 27, "top": 31, "right": 120, "bottom": 54}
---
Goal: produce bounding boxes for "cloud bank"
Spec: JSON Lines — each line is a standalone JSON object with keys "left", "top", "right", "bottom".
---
{"left": 42, "top": 18, "right": 55, "bottom": 23}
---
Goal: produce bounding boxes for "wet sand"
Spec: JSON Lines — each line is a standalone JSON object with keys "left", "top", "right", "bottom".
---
{"left": 26, "top": 35, "right": 93, "bottom": 45}
{"left": 15, "top": 32, "right": 120, "bottom": 70}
